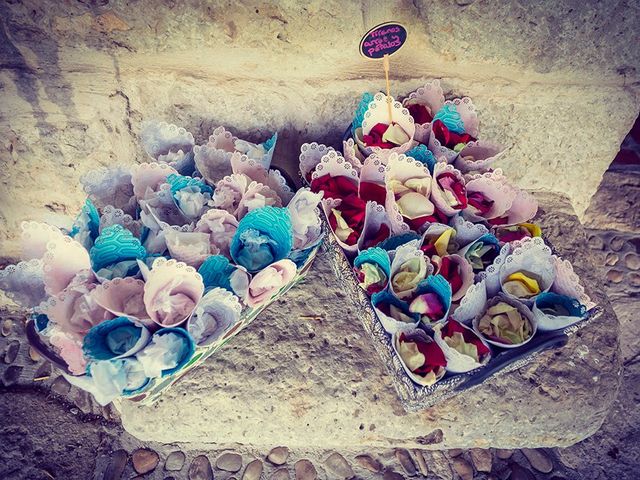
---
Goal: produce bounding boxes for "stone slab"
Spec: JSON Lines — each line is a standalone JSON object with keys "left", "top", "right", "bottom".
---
{"left": 1, "top": 1, "right": 640, "bottom": 260}
{"left": 118, "top": 192, "right": 621, "bottom": 449}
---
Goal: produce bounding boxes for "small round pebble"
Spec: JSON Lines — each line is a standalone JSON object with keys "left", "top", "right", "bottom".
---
{"left": 355, "top": 454, "right": 382, "bottom": 473}
{"left": 2, "top": 365, "right": 23, "bottom": 385}
{"left": 470, "top": 448, "right": 492, "bottom": 473}
{"left": 606, "top": 269, "right": 624, "bottom": 283}
{"left": 28, "top": 346, "right": 41, "bottom": 362}
{"left": 132, "top": 448, "right": 159, "bottom": 474}
{"left": 411, "top": 450, "right": 428, "bottom": 476}
{"left": 452, "top": 458, "right": 473, "bottom": 480}
{"left": 610, "top": 236, "right": 625, "bottom": 251}
{"left": 521, "top": 448, "right": 553, "bottom": 473}
{"left": 496, "top": 449, "right": 513, "bottom": 459}
{"left": 270, "top": 467, "right": 290, "bottom": 480}
{"left": 605, "top": 252, "right": 619, "bottom": 266}
{"left": 587, "top": 235, "right": 604, "bottom": 250}
{"left": 165, "top": 451, "right": 186, "bottom": 471}
{"left": 294, "top": 459, "right": 317, "bottom": 480}
{"left": 395, "top": 449, "right": 416, "bottom": 476}
{"left": 34, "top": 361, "right": 51, "bottom": 378}
{"left": 1, "top": 319, "right": 12, "bottom": 336}
{"left": 103, "top": 450, "right": 128, "bottom": 480}
{"left": 625, "top": 253, "right": 640, "bottom": 270}
{"left": 217, "top": 452, "right": 243, "bottom": 473}
{"left": 4, "top": 340, "right": 20, "bottom": 364}
{"left": 189, "top": 455, "right": 213, "bottom": 480}
{"left": 324, "top": 452, "right": 354, "bottom": 479}
{"left": 429, "top": 451, "right": 454, "bottom": 480}
{"left": 51, "top": 376, "right": 72, "bottom": 396}
{"left": 382, "top": 469, "right": 405, "bottom": 480}
{"left": 242, "top": 459, "right": 263, "bottom": 480}
{"left": 267, "top": 446, "right": 289, "bottom": 465}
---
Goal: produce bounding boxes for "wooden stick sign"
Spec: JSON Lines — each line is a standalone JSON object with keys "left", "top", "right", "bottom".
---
{"left": 359, "top": 22, "right": 408, "bottom": 124}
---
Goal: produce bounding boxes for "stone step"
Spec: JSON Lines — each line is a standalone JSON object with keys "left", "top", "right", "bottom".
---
{"left": 118, "top": 192, "right": 620, "bottom": 449}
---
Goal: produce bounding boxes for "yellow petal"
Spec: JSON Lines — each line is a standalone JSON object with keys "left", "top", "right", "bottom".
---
{"left": 397, "top": 192, "right": 435, "bottom": 219}
{"left": 420, "top": 369, "right": 438, "bottom": 386}
{"left": 404, "top": 177, "right": 431, "bottom": 196}
{"left": 502, "top": 281, "right": 534, "bottom": 298}
{"left": 505, "top": 271, "right": 540, "bottom": 295}
{"left": 388, "top": 179, "right": 410, "bottom": 196}
{"left": 520, "top": 223, "right": 542, "bottom": 237}
{"left": 392, "top": 258, "right": 427, "bottom": 296}
{"left": 487, "top": 302, "right": 516, "bottom": 316}
{"left": 331, "top": 208, "right": 355, "bottom": 243}
{"left": 434, "top": 228, "right": 455, "bottom": 257}
{"left": 382, "top": 123, "right": 410, "bottom": 145}
{"left": 398, "top": 340, "right": 426, "bottom": 371}
{"left": 444, "top": 331, "right": 480, "bottom": 362}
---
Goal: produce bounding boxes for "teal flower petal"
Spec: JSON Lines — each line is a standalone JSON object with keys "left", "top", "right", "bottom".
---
{"left": 405, "top": 144, "right": 437, "bottom": 173}
{"left": 433, "top": 103, "right": 465, "bottom": 134}
{"left": 90, "top": 225, "right": 147, "bottom": 271}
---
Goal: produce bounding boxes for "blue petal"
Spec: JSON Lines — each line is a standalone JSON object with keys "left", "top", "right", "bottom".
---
{"left": 32, "top": 313, "right": 49, "bottom": 333}
{"left": 433, "top": 103, "right": 465, "bottom": 134}
{"left": 475, "top": 233, "right": 500, "bottom": 248}
{"left": 83, "top": 317, "right": 145, "bottom": 361}
{"left": 153, "top": 327, "right": 196, "bottom": 376}
{"left": 535, "top": 292, "right": 586, "bottom": 318}
{"left": 230, "top": 206, "right": 293, "bottom": 273}
{"left": 405, "top": 144, "right": 437, "bottom": 173}
{"left": 198, "top": 255, "right": 235, "bottom": 292}
{"left": 371, "top": 290, "right": 419, "bottom": 322}
{"left": 352, "top": 92, "right": 374, "bottom": 135}
{"left": 261, "top": 132, "right": 278, "bottom": 152}
{"left": 69, "top": 198, "right": 100, "bottom": 244}
{"left": 166, "top": 173, "right": 214, "bottom": 196}
{"left": 90, "top": 225, "right": 147, "bottom": 271}
{"left": 354, "top": 247, "right": 391, "bottom": 278}
{"left": 415, "top": 274, "right": 453, "bottom": 318}
{"left": 377, "top": 233, "right": 422, "bottom": 252}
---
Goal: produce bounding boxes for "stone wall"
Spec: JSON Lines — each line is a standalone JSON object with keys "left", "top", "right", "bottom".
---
{"left": 1, "top": 0, "right": 639, "bottom": 260}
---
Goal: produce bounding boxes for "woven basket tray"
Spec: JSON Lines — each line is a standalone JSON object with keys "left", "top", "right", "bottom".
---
{"left": 322, "top": 224, "right": 602, "bottom": 412}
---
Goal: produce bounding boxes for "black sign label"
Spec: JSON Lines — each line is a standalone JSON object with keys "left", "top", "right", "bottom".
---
{"left": 359, "top": 22, "right": 407, "bottom": 59}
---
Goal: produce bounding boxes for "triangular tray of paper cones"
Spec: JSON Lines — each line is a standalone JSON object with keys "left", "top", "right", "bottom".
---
{"left": 1, "top": 121, "right": 325, "bottom": 406}
{"left": 298, "top": 82, "right": 600, "bottom": 411}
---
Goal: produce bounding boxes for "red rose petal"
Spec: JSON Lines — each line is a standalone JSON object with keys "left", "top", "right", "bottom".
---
{"left": 310, "top": 173, "right": 358, "bottom": 200}
{"left": 363, "top": 123, "right": 397, "bottom": 149}
{"left": 432, "top": 120, "right": 476, "bottom": 149}
{"left": 443, "top": 320, "right": 491, "bottom": 358}
{"left": 439, "top": 256, "right": 463, "bottom": 294}
{"left": 362, "top": 223, "right": 390, "bottom": 250}
{"left": 359, "top": 181, "right": 387, "bottom": 204}
{"left": 468, "top": 191, "right": 494, "bottom": 216}
{"left": 407, "top": 104, "right": 433, "bottom": 124}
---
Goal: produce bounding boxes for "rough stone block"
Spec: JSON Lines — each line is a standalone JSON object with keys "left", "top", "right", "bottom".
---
{"left": 0, "top": 1, "right": 639, "bottom": 259}
{"left": 118, "top": 192, "right": 621, "bottom": 449}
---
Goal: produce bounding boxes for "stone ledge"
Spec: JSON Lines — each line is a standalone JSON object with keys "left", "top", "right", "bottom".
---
{"left": 119, "top": 192, "right": 621, "bottom": 449}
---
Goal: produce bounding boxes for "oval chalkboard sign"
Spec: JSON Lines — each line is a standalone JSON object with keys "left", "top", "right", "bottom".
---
{"left": 359, "top": 22, "right": 407, "bottom": 59}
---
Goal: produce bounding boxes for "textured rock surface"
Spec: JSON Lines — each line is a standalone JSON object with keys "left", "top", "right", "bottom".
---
{"left": 1, "top": 1, "right": 639, "bottom": 259}
{"left": 2, "top": 173, "right": 638, "bottom": 479}
{"left": 584, "top": 169, "right": 640, "bottom": 361}
{"left": 585, "top": 169, "right": 640, "bottom": 233}
{"left": 118, "top": 192, "right": 621, "bottom": 448}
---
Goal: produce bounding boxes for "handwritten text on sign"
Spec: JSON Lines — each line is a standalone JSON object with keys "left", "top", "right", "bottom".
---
{"left": 359, "top": 22, "right": 407, "bottom": 59}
